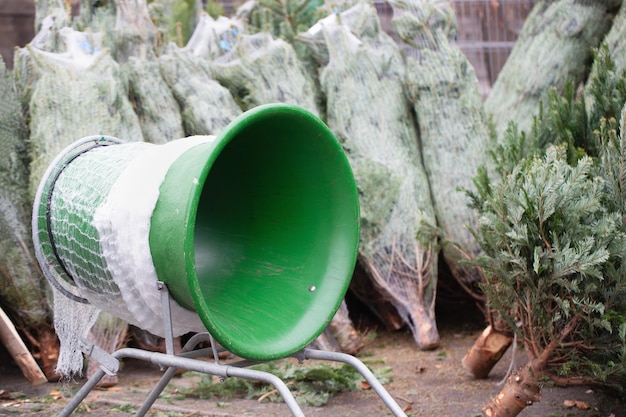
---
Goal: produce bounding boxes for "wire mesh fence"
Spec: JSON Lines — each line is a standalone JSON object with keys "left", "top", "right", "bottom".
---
{"left": 373, "top": 0, "right": 536, "bottom": 95}
{"left": 452, "top": 0, "right": 535, "bottom": 91}
{"left": 220, "top": 0, "right": 537, "bottom": 95}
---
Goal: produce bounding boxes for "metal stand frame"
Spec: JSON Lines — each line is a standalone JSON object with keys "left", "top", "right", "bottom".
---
{"left": 57, "top": 283, "right": 407, "bottom": 417}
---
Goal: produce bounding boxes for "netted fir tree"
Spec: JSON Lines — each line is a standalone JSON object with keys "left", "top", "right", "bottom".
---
{"left": 466, "top": 47, "right": 626, "bottom": 417}
{"left": 243, "top": 0, "right": 325, "bottom": 43}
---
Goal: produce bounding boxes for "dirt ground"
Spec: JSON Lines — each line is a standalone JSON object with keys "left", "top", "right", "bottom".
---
{"left": 1, "top": 309, "right": 625, "bottom": 417}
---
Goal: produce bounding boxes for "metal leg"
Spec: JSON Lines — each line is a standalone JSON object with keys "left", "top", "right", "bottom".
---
{"left": 302, "top": 348, "right": 407, "bottom": 417}
{"left": 134, "top": 366, "right": 179, "bottom": 417}
{"left": 134, "top": 334, "right": 218, "bottom": 416}
{"left": 57, "top": 368, "right": 108, "bottom": 417}
{"left": 112, "top": 348, "right": 305, "bottom": 417}
{"left": 157, "top": 281, "right": 175, "bottom": 355}
{"left": 58, "top": 284, "right": 401, "bottom": 417}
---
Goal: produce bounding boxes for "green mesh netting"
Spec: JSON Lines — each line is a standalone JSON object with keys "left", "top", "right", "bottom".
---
{"left": 391, "top": 0, "right": 490, "bottom": 288}
{"left": 319, "top": 4, "right": 440, "bottom": 349}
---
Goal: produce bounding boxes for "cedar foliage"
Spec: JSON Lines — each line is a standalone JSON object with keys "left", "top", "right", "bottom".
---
{"left": 246, "top": 0, "right": 324, "bottom": 43}
{"left": 181, "top": 361, "right": 391, "bottom": 407}
{"left": 467, "top": 45, "right": 626, "bottom": 393}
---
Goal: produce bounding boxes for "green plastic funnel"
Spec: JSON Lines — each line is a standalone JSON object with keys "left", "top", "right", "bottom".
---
{"left": 151, "top": 103, "right": 359, "bottom": 360}
{"left": 34, "top": 103, "right": 359, "bottom": 361}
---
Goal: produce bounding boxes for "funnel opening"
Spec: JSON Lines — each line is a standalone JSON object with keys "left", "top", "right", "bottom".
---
{"left": 151, "top": 104, "right": 359, "bottom": 360}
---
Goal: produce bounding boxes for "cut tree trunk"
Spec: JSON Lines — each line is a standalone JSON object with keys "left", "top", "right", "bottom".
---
{"left": 349, "top": 261, "right": 405, "bottom": 332}
{"left": 327, "top": 300, "right": 364, "bottom": 355}
{"left": 482, "top": 367, "right": 541, "bottom": 417}
{"left": 312, "top": 300, "right": 364, "bottom": 355}
{"left": 35, "top": 327, "right": 60, "bottom": 381}
{"left": 485, "top": 0, "right": 622, "bottom": 136}
{"left": 313, "top": 327, "right": 341, "bottom": 352}
{"left": 0, "top": 306, "right": 47, "bottom": 385}
{"left": 482, "top": 333, "right": 568, "bottom": 417}
{"left": 462, "top": 323, "right": 513, "bottom": 379}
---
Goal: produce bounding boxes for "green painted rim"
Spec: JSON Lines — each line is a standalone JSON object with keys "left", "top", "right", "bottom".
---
{"left": 150, "top": 103, "right": 360, "bottom": 360}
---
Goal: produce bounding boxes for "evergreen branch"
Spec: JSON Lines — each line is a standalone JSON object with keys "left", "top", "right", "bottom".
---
{"left": 548, "top": 374, "right": 594, "bottom": 386}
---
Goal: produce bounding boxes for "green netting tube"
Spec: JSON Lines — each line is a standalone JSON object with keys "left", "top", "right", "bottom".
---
{"left": 33, "top": 103, "right": 360, "bottom": 361}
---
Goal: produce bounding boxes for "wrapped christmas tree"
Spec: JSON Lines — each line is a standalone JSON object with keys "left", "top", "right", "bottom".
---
{"left": 159, "top": 43, "right": 242, "bottom": 135}
{"left": 113, "top": 0, "right": 185, "bottom": 144}
{"left": 320, "top": 3, "right": 440, "bottom": 349}
{"left": 390, "top": 0, "right": 491, "bottom": 296}
{"left": 22, "top": 32, "right": 144, "bottom": 199}
{"left": 243, "top": 0, "right": 324, "bottom": 43}
{"left": 484, "top": 0, "right": 621, "bottom": 136}
{"left": 13, "top": 17, "right": 144, "bottom": 379}
{"left": 211, "top": 32, "right": 319, "bottom": 115}
{"left": 599, "top": 2, "right": 626, "bottom": 72}
{"left": 0, "top": 57, "right": 57, "bottom": 381}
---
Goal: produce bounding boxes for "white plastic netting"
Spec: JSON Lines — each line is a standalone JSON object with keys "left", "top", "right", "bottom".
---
{"left": 185, "top": 13, "right": 245, "bottom": 60}
{"left": 52, "top": 291, "right": 99, "bottom": 378}
{"left": 113, "top": 0, "right": 186, "bottom": 144}
{"left": 390, "top": 0, "right": 490, "bottom": 289}
{"left": 319, "top": 3, "right": 440, "bottom": 348}
{"left": 160, "top": 43, "right": 242, "bottom": 135}
{"left": 211, "top": 32, "right": 320, "bottom": 114}
{"left": 0, "top": 57, "right": 53, "bottom": 330}
{"left": 18, "top": 26, "right": 144, "bottom": 200}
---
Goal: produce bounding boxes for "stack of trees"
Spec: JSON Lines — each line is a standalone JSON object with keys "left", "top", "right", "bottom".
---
{"left": 0, "top": 3, "right": 625, "bottom": 413}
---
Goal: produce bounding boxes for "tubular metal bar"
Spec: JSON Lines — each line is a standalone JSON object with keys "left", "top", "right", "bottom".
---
{"left": 57, "top": 368, "right": 108, "bottom": 417}
{"left": 301, "top": 348, "right": 408, "bottom": 417}
{"left": 58, "top": 347, "right": 305, "bottom": 417}
{"left": 134, "top": 335, "right": 221, "bottom": 417}
{"left": 156, "top": 281, "right": 175, "bottom": 356}
{"left": 134, "top": 366, "right": 179, "bottom": 417}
